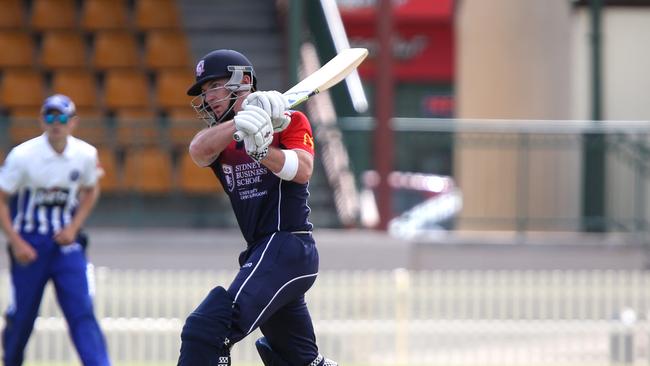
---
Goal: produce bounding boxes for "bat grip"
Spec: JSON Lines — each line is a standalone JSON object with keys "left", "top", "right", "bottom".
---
{"left": 233, "top": 130, "right": 245, "bottom": 142}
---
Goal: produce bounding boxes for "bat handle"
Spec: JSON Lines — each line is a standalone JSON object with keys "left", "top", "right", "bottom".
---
{"left": 233, "top": 130, "right": 245, "bottom": 142}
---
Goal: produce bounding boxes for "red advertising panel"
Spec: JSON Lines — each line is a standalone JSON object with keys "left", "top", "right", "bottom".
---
{"left": 338, "top": 0, "right": 455, "bottom": 82}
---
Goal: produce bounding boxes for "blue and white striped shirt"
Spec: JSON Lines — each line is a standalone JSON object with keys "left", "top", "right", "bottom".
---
{"left": 0, "top": 134, "right": 100, "bottom": 236}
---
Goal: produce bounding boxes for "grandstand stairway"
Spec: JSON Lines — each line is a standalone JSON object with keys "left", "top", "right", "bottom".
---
{"left": 177, "top": 0, "right": 285, "bottom": 91}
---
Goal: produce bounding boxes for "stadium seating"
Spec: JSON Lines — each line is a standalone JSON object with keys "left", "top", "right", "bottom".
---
{"left": 0, "top": 31, "right": 35, "bottom": 67}
{"left": 80, "top": 0, "right": 129, "bottom": 30}
{"left": 0, "top": 69, "right": 46, "bottom": 110}
{"left": 74, "top": 115, "right": 108, "bottom": 146}
{"left": 115, "top": 108, "right": 160, "bottom": 147}
{"left": 40, "top": 31, "right": 87, "bottom": 69}
{"left": 178, "top": 152, "right": 223, "bottom": 194}
{"left": 0, "top": 0, "right": 211, "bottom": 195}
{"left": 134, "top": 0, "right": 181, "bottom": 30}
{"left": 8, "top": 126, "right": 43, "bottom": 146}
{"left": 0, "top": 0, "right": 26, "bottom": 29}
{"left": 92, "top": 31, "right": 140, "bottom": 69}
{"left": 75, "top": 107, "right": 104, "bottom": 119}
{"left": 167, "top": 108, "right": 200, "bottom": 147}
{"left": 31, "top": 0, "right": 78, "bottom": 30}
{"left": 8, "top": 107, "right": 41, "bottom": 119}
{"left": 7, "top": 113, "right": 42, "bottom": 145}
{"left": 123, "top": 147, "right": 173, "bottom": 193}
{"left": 97, "top": 147, "right": 120, "bottom": 192}
{"left": 155, "top": 69, "right": 195, "bottom": 110}
{"left": 144, "top": 31, "right": 192, "bottom": 69}
{"left": 51, "top": 69, "right": 98, "bottom": 108}
{"left": 103, "top": 70, "right": 151, "bottom": 109}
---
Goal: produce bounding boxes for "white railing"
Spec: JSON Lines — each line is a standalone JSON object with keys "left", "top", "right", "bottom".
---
{"left": 1, "top": 269, "right": 649, "bottom": 365}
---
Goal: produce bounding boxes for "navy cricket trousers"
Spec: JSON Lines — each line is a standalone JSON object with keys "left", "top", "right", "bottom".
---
{"left": 2, "top": 233, "right": 110, "bottom": 366}
{"left": 227, "top": 231, "right": 320, "bottom": 366}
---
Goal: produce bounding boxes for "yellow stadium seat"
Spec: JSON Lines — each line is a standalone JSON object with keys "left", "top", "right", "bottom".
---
{"left": 97, "top": 147, "right": 120, "bottom": 192}
{"left": 0, "top": 70, "right": 46, "bottom": 109}
{"left": 144, "top": 31, "right": 192, "bottom": 69}
{"left": 74, "top": 114, "right": 108, "bottom": 146}
{"left": 167, "top": 108, "right": 201, "bottom": 147}
{"left": 51, "top": 70, "right": 98, "bottom": 108}
{"left": 134, "top": 0, "right": 181, "bottom": 30}
{"left": 123, "top": 147, "right": 173, "bottom": 193}
{"left": 74, "top": 107, "right": 104, "bottom": 122}
{"left": 103, "top": 70, "right": 150, "bottom": 109}
{"left": 92, "top": 31, "right": 140, "bottom": 69}
{"left": 0, "top": 31, "right": 34, "bottom": 67}
{"left": 155, "top": 69, "right": 195, "bottom": 110}
{"left": 31, "top": 0, "right": 77, "bottom": 30}
{"left": 178, "top": 152, "right": 222, "bottom": 194}
{"left": 0, "top": 0, "right": 26, "bottom": 29}
{"left": 8, "top": 113, "right": 42, "bottom": 144}
{"left": 80, "top": 0, "right": 129, "bottom": 30}
{"left": 9, "top": 107, "right": 41, "bottom": 119}
{"left": 115, "top": 108, "right": 159, "bottom": 147}
{"left": 40, "top": 31, "right": 87, "bottom": 69}
{"left": 8, "top": 126, "right": 43, "bottom": 144}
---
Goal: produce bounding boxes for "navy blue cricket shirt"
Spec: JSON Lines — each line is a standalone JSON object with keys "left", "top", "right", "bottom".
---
{"left": 210, "top": 111, "right": 315, "bottom": 245}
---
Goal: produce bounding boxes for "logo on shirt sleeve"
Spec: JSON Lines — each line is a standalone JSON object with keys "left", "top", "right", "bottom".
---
{"left": 303, "top": 133, "right": 314, "bottom": 149}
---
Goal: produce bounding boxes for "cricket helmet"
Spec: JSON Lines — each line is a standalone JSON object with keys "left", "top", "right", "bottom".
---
{"left": 187, "top": 49, "right": 257, "bottom": 96}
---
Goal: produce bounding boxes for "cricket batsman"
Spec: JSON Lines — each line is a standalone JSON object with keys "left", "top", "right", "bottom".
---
{"left": 176, "top": 49, "right": 337, "bottom": 366}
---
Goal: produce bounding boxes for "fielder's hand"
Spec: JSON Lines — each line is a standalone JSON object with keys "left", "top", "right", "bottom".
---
{"left": 10, "top": 238, "right": 37, "bottom": 265}
{"left": 244, "top": 91, "right": 291, "bottom": 132}
{"left": 54, "top": 226, "right": 77, "bottom": 246}
{"left": 234, "top": 105, "right": 273, "bottom": 161}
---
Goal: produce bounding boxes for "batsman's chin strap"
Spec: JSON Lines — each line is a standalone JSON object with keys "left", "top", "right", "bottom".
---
{"left": 209, "top": 91, "right": 239, "bottom": 127}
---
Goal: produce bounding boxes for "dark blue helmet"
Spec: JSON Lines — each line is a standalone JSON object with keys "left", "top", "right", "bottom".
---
{"left": 186, "top": 49, "right": 256, "bottom": 96}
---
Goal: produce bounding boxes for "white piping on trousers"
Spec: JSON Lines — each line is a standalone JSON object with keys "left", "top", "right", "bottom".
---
{"left": 245, "top": 272, "right": 318, "bottom": 335}
{"left": 276, "top": 179, "right": 282, "bottom": 231}
{"left": 234, "top": 232, "right": 277, "bottom": 303}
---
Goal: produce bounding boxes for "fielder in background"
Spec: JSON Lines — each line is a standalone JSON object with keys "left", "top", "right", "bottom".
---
{"left": 177, "top": 49, "right": 337, "bottom": 366}
{"left": 0, "top": 95, "right": 110, "bottom": 366}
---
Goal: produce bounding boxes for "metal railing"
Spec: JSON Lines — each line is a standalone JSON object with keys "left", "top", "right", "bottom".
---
{"left": 339, "top": 117, "right": 650, "bottom": 237}
{"left": 1, "top": 268, "right": 649, "bottom": 365}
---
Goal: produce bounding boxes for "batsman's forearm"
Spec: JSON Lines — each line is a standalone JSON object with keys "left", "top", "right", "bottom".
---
{"left": 261, "top": 147, "right": 313, "bottom": 184}
{"left": 189, "top": 120, "right": 237, "bottom": 167}
{"left": 260, "top": 147, "right": 284, "bottom": 173}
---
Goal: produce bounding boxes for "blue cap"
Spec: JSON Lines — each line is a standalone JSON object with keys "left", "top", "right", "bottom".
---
{"left": 41, "top": 94, "right": 76, "bottom": 117}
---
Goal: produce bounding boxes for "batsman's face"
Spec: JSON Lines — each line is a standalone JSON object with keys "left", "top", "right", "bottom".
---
{"left": 199, "top": 75, "right": 252, "bottom": 117}
{"left": 201, "top": 78, "right": 236, "bottom": 119}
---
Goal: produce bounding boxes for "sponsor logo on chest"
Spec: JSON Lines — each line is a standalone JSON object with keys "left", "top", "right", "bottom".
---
{"left": 33, "top": 188, "right": 70, "bottom": 206}
{"left": 222, "top": 161, "right": 270, "bottom": 196}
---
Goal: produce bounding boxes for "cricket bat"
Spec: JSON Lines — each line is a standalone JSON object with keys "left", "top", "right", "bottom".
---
{"left": 233, "top": 47, "right": 369, "bottom": 141}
